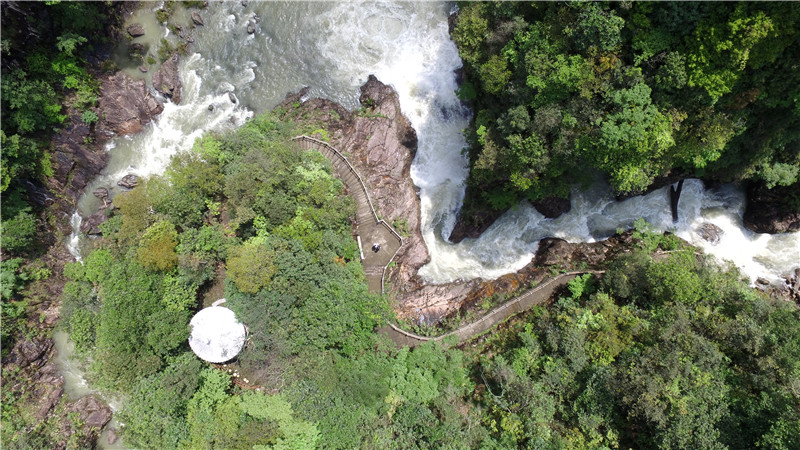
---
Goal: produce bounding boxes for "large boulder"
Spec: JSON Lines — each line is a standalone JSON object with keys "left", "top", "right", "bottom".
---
{"left": 97, "top": 72, "right": 163, "bottom": 138}
{"left": 126, "top": 23, "right": 145, "bottom": 37}
{"left": 118, "top": 174, "right": 139, "bottom": 189}
{"left": 153, "top": 53, "right": 182, "bottom": 105}
{"left": 697, "top": 222, "right": 723, "bottom": 244}
{"left": 80, "top": 210, "right": 108, "bottom": 235}
{"left": 191, "top": 11, "right": 205, "bottom": 26}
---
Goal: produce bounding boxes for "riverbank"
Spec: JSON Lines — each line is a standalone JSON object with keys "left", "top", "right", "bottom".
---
{"left": 1, "top": 2, "right": 213, "bottom": 447}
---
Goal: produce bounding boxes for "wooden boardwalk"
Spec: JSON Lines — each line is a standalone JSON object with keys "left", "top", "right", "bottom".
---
{"left": 294, "top": 135, "right": 603, "bottom": 349}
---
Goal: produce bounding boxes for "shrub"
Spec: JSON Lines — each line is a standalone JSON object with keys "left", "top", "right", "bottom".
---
{"left": 1, "top": 211, "right": 37, "bottom": 255}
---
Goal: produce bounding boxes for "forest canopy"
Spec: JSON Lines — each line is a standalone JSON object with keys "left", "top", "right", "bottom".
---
{"left": 452, "top": 1, "right": 800, "bottom": 217}
{"left": 50, "top": 112, "right": 800, "bottom": 449}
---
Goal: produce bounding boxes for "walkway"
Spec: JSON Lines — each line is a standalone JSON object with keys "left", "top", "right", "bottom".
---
{"left": 294, "top": 135, "right": 603, "bottom": 349}
{"left": 292, "top": 136, "right": 403, "bottom": 293}
{"left": 381, "top": 270, "right": 604, "bottom": 348}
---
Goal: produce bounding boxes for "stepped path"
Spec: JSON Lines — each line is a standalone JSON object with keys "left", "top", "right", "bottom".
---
{"left": 294, "top": 135, "right": 603, "bottom": 348}
{"left": 293, "top": 136, "right": 403, "bottom": 294}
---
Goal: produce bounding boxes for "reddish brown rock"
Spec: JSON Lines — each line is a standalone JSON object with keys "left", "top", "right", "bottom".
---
{"left": 97, "top": 72, "right": 164, "bottom": 138}
{"left": 153, "top": 53, "right": 182, "bottom": 105}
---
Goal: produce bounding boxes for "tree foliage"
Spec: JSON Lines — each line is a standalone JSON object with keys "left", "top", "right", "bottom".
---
{"left": 454, "top": 1, "right": 800, "bottom": 218}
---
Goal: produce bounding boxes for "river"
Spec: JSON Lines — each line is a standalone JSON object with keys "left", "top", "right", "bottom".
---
{"left": 71, "top": 1, "right": 798, "bottom": 284}
{"left": 62, "top": 2, "right": 798, "bottom": 446}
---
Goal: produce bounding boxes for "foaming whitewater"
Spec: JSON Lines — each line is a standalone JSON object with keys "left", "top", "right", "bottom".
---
{"left": 69, "top": 2, "right": 798, "bottom": 284}
{"left": 68, "top": 52, "right": 253, "bottom": 259}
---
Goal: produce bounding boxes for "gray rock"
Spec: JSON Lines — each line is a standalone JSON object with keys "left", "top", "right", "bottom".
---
{"left": 228, "top": 92, "right": 237, "bottom": 103}
{"left": 153, "top": 53, "right": 182, "bottom": 104}
{"left": 93, "top": 187, "right": 109, "bottom": 199}
{"left": 697, "top": 222, "right": 724, "bottom": 245}
{"left": 80, "top": 211, "right": 108, "bottom": 235}
{"left": 118, "top": 174, "right": 139, "bottom": 189}
{"left": 247, "top": 21, "right": 256, "bottom": 34}
{"left": 69, "top": 395, "right": 113, "bottom": 431}
{"left": 192, "top": 11, "right": 205, "bottom": 26}
{"left": 208, "top": 104, "right": 215, "bottom": 111}
{"left": 107, "top": 429, "right": 119, "bottom": 445}
{"left": 126, "top": 23, "right": 145, "bottom": 37}
{"left": 138, "top": 65, "right": 149, "bottom": 73}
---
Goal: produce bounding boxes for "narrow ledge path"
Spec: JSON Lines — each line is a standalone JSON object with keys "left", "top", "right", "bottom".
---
{"left": 294, "top": 135, "right": 604, "bottom": 348}
{"left": 292, "top": 135, "right": 402, "bottom": 294}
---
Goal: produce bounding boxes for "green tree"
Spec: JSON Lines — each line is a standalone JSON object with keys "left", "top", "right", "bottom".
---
{"left": 137, "top": 221, "right": 179, "bottom": 272}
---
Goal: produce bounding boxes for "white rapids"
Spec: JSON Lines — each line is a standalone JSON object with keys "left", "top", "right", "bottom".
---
{"left": 69, "top": 2, "right": 799, "bottom": 285}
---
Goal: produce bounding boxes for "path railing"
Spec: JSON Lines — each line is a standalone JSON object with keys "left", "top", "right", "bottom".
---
{"left": 388, "top": 270, "right": 605, "bottom": 347}
{"left": 292, "top": 135, "right": 403, "bottom": 294}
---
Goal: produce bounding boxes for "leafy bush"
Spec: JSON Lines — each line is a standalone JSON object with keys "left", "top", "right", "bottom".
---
{"left": 0, "top": 211, "right": 37, "bottom": 255}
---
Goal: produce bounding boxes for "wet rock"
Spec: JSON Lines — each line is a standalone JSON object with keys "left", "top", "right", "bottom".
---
{"left": 97, "top": 72, "right": 164, "bottom": 137}
{"left": 21, "top": 179, "right": 54, "bottom": 207}
{"left": 118, "top": 174, "right": 139, "bottom": 189}
{"left": 208, "top": 104, "right": 215, "bottom": 111}
{"left": 80, "top": 211, "right": 108, "bottom": 235}
{"left": 192, "top": 11, "right": 205, "bottom": 26}
{"left": 153, "top": 53, "right": 182, "bottom": 104}
{"left": 697, "top": 222, "right": 723, "bottom": 244}
{"left": 228, "top": 92, "right": 237, "bottom": 103}
{"left": 69, "top": 395, "right": 113, "bottom": 431}
{"left": 93, "top": 187, "right": 109, "bottom": 199}
{"left": 138, "top": 65, "right": 149, "bottom": 73}
{"left": 128, "top": 42, "right": 145, "bottom": 57}
{"left": 107, "top": 429, "right": 119, "bottom": 445}
{"left": 247, "top": 21, "right": 256, "bottom": 34}
{"left": 242, "top": 0, "right": 249, "bottom": 6}
{"left": 532, "top": 195, "right": 571, "bottom": 219}
{"left": 448, "top": 209, "right": 504, "bottom": 244}
{"left": 126, "top": 23, "right": 145, "bottom": 37}
{"left": 533, "top": 238, "right": 573, "bottom": 267}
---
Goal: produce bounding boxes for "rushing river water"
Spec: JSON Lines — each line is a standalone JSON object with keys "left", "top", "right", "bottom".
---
{"left": 72, "top": 1, "right": 798, "bottom": 284}
{"left": 61, "top": 2, "right": 798, "bottom": 445}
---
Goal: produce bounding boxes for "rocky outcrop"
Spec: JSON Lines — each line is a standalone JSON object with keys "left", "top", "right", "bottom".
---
{"left": 126, "top": 23, "right": 145, "bottom": 37}
{"left": 153, "top": 53, "right": 182, "bottom": 105}
{"left": 743, "top": 182, "right": 800, "bottom": 234}
{"left": 118, "top": 174, "right": 139, "bottom": 189}
{"left": 97, "top": 72, "right": 164, "bottom": 138}
{"left": 51, "top": 118, "right": 109, "bottom": 206}
{"left": 697, "top": 222, "right": 723, "bottom": 244}
{"left": 69, "top": 395, "right": 113, "bottom": 431}
{"left": 532, "top": 195, "right": 572, "bottom": 219}
{"left": 281, "top": 76, "right": 427, "bottom": 295}
{"left": 80, "top": 210, "right": 109, "bottom": 235}
{"left": 191, "top": 11, "right": 205, "bottom": 26}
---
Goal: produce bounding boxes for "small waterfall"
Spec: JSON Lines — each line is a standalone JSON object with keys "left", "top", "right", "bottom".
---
{"left": 66, "top": 212, "right": 83, "bottom": 261}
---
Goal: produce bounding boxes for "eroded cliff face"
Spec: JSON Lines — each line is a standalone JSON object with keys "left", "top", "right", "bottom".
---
{"left": 280, "top": 75, "right": 429, "bottom": 294}
{"left": 280, "top": 77, "right": 647, "bottom": 323}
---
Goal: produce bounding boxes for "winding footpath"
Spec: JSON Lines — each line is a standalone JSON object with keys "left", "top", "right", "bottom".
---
{"left": 294, "top": 135, "right": 604, "bottom": 348}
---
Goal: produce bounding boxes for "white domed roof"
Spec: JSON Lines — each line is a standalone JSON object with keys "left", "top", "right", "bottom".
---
{"left": 188, "top": 306, "right": 247, "bottom": 363}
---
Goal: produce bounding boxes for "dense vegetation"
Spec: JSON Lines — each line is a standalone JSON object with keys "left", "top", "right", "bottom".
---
{"left": 1, "top": 1, "right": 111, "bottom": 212}
{"left": 452, "top": 2, "right": 800, "bottom": 220}
{"left": 51, "top": 113, "right": 799, "bottom": 449}
{"left": 1, "top": 1, "right": 115, "bottom": 355}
